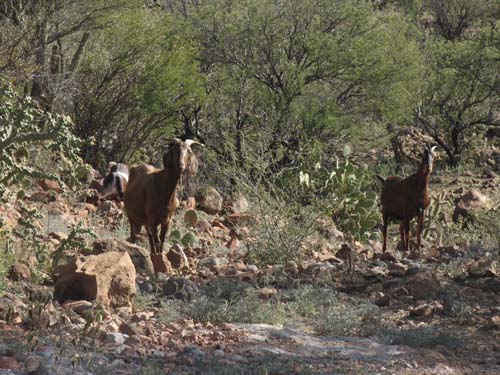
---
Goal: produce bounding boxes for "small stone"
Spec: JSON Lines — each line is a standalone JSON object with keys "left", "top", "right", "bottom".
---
{"left": 405, "top": 271, "right": 441, "bottom": 300}
{"left": 24, "top": 355, "right": 43, "bottom": 373}
{"left": 246, "top": 265, "right": 258, "bottom": 273}
{"left": 139, "top": 281, "right": 155, "bottom": 293}
{"left": 62, "top": 300, "right": 93, "bottom": 316}
{"left": 167, "top": 244, "right": 189, "bottom": 270}
{"left": 105, "top": 332, "right": 128, "bottom": 345}
{"left": 214, "top": 349, "right": 225, "bottom": 357}
{"left": 198, "top": 257, "right": 227, "bottom": 270}
{"left": 119, "top": 322, "right": 140, "bottom": 336}
{"left": 490, "top": 315, "right": 500, "bottom": 328}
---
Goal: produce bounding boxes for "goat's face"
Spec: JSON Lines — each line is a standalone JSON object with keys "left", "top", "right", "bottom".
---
{"left": 163, "top": 139, "right": 203, "bottom": 176}
{"left": 421, "top": 145, "right": 437, "bottom": 174}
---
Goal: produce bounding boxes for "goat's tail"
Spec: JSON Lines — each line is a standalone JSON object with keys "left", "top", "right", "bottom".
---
{"left": 376, "top": 174, "right": 386, "bottom": 183}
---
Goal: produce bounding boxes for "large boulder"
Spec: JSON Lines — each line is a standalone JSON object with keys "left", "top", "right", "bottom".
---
{"left": 195, "top": 187, "right": 223, "bottom": 215}
{"left": 54, "top": 251, "right": 136, "bottom": 308}
{"left": 404, "top": 271, "right": 441, "bottom": 301}
{"left": 92, "top": 239, "right": 154, "bottom": 276}
{"left": 453, "top": 190, "right": 492, "bottom": 223}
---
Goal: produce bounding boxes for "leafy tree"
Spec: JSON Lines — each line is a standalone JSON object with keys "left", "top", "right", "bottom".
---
{"left": 73, "top": 7, "right": 205, "bottom": 169}
{"left": 196, "top": 0, "right": 422, "bottom": 170}
{"left": 416, "top": 25, "right": 500, "bottom": 165}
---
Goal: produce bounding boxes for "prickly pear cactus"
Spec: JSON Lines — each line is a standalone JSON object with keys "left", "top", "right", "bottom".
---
{"left": 184, "top": 209, "right": 199, "bottom": 227}
{"left": 181, "top": 231, "right": 198, "bottom": 248}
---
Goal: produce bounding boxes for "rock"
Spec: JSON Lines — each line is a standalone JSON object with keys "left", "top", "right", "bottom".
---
{"left": 228, "top": 194, "right": 249, "bottom": 214}
{"left": 151, "top": 253, "right": 172, "bottom": 274}
{"left": 184, "top": 209, "right": 199, "bottom": 227}
{"left": 490, "top": 315, "right": 500, "bottom": 328}
{"left": 185, "top": 196, "right": 196, "bottom": 209}
{"left": 453, "top": 190, "right": 492, "bottom": 222}
{"left": 92, "top": 239, "right": 155, "bottom": 276}
{"left": 139, "top": 281, "right": 155, "bottom": 293}
{"left": 54, "top": 251, "right": 136, "bottom": 308}
{"left": 0, "top": 356, "right": 20, "bottom": 369}
{"left": 405, "top": 271, "right": 441, "bottom": 301}
{"left": 24, "top": 355, "right": 43, "bottom": 374}
{"left": 225, "top": 237, "right": 242, "bottom": 252}
{"left": 8, "top": 262, "right": 31, "bottom": 281}
{"left": 97, "top": 200, "right": 120, "bottom": 215}
{"left": 259, "top": 287, "right": 278, "bottom": 300}
{"left": 467, "top": 259, "right": 498, "bottom": 278}
{"left": 195, "top": 219, "right": 212, "bottom": 232}
{"left": 167, "top": 244, "right": 189, "bottom": 270}
{"left": 226, "top": 213, "right": 255, "bottom": 226}
{"left": 162, "top": 277, "right": 199, "bottom": 301}
{"left": 195, "top": 187, "right": 223, "bottom": 214}
{"left": 374, "top": 293, "right": 391, "bottom": 307}
{"left": 49, "top": 231, "right": 68, "bottom": 242}
{"left": 37, "top": 178, "right": 62, "bottom": 193}
{"left": 199, "top": 256, "right": 227, "bottom": 270}
{"left": 105, "top": 332, "right": 128, "bottom": 345}
{"left": 388, "top": 262, "right": 408, "bottom": 278}
{"left": 380, "top": 252, "right": 397, "bottom": 262}
{"left": 119, "top": 322, "right": 140, "bottom": 336}
{"left": 247, "top": 265, "right": 258, "bottom": 273}
{"left": 62, "top": 300, "right": 93, "bottom": 315}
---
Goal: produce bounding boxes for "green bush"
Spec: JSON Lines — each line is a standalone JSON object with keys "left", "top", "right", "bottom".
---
{"left": 298, "top": 155, "right": 379, "bottom": 240}
{"left": 0, "top": 76, "right": 84, "bottom": 203}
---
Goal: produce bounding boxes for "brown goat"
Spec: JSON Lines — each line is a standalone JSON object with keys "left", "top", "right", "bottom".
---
{"left": 378, "top": 145, "right": 436, "bottom": 252}
{"left": 124, "top": 139, "right": 202, "bottom": 255}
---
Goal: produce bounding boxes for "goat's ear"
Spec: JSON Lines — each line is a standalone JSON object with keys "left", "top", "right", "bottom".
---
{"left": 164, "top": 138, "right": 183, "bottom": 145}
{"left": 185, "top": 139, "right": 204, "bottom": 148}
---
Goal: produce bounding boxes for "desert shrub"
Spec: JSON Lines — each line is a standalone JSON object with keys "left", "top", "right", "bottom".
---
{"left": 183, "top": 279, "right": 284, "bottom": 325}
{"left": 0, "top": 76, "right": 84, "bottom": 203}
{"left": 296, "top": 150, "right": 379, "bottom": 240}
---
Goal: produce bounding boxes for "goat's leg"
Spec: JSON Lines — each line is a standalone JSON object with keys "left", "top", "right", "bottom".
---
{"left": 416, "top": 212, "right": 424, "bottom": 251}
{"left": 403, "top": 219, "right": 411, "bottom": 251}
{"left": 150, "top": 225, "right": 161, "bottom": 255}
{"left": 382, "top": 213, "right": 388, "bottom": 252}
{"left": 399, "top": 222, "right": 406, "bottom": 251}
{"left": 129, "top": 221, "right": 138, "bottom": 243}
{"left": 145, "top": 226, "right": 156, "bottom": 254}
{"left": 159, "top": 221, "right": 171, "bottom": 253}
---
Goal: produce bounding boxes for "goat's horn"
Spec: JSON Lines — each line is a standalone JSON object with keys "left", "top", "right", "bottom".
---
{"left": 108, "top": 161, "right": 117, "bottom": 168}
{"left": 185, "top": 139, "right": 204, "bottom": 147}
{"left": 164, "top": 138, "right": 183, "bottom": 144}
{"left": 430, "top": 145, "right": 437, "bottom": 153}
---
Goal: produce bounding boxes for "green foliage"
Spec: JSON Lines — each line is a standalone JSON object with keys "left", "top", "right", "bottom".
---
{"left": 416, "top": 18, "right": 500, "bottom": 165}
{"left": 298, "top": 157, "right": 379, "bottom": 240}
{"left": 51, "top": 222, "right": 96, "bottom": 271}
{"left": 0, "top": 76, "right": 84, "bottom": 202}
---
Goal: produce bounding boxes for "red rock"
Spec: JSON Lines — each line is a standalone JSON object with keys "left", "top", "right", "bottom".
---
{"left": 151, "top": 253, "right": 172, "bottom": 274}
{"left": 0, "top": 356, "right": 20, "bottom": 369}
{"left": 186, "top": 197, "right": 196, "bottom": 210}
{"left": 37, "top": 178, "right": 62, "bottom": 193}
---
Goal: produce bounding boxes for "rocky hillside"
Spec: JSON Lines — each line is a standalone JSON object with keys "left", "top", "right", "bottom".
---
{"left": 0, "top": 162, "right": 499, "bottom": 375}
